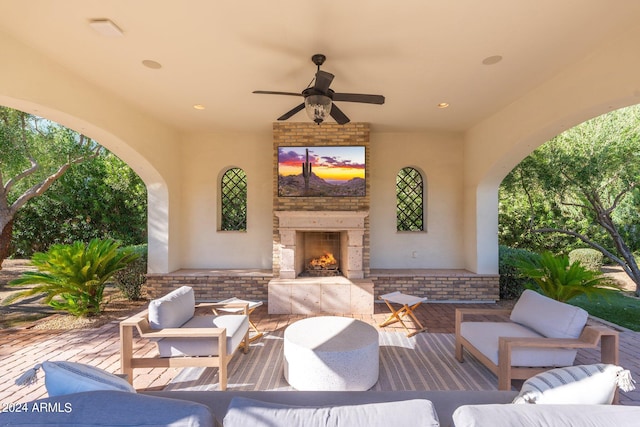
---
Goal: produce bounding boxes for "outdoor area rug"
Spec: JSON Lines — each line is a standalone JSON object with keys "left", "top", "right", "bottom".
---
{"left": 163, "top": 331, "right": 499, "bottom": 392}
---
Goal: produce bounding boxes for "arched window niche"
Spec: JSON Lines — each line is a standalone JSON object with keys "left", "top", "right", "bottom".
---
{"left": 396, "top": 166, "right": 425, "bottom": 232}
{"left": 220, "top": 167, "right": 247, "bottom": 231}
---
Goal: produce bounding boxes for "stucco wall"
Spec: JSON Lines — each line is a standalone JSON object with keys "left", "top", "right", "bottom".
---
{"left": 178, "top": 131, "right": 274, "bottom": 268}
{"left": 176, "top": 127, "right": 465, "bottom": 270}
{"left": 369, "top": 131, "right": 464, "bottom": 268}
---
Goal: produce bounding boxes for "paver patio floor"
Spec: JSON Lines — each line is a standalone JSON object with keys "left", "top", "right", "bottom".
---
{"left": 1, "top": 302, "right": 639, "bottom": 405}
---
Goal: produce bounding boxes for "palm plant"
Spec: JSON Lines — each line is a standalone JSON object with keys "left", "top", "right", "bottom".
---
{"left": 515, "top": 251, "right": 619, "bottom": 303}
{"left": 3, "top": 239, "right": 139, "bottom": 317}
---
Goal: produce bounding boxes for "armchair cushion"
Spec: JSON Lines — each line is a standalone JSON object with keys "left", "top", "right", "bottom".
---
{"left": 157, "top": 314, "right": 249, "bottom": 357}
{"left": 460, "top": 322, "right": 577, "bottom": 367}
{"left": 148, "top": 286, "right": 195, "bottom": 329}
{"left": 510, "top": 290, "right": 588, "bottom": 339}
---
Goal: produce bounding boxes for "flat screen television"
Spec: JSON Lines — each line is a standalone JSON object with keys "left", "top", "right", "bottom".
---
{"left": 278, "top": 146, "right": 366, "bottom": 197}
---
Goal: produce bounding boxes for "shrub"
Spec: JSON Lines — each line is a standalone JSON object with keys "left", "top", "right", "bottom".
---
{"left": 113, "top": 244, "right": 147, "bottom": 300}
{"left": 569, "top": 248, "right": 604, "bottom": 271}
{"left": 515, "top": 251, "right": 618, "bottom": 303}
{"left": 3, "top": 239, "right": 139, "bottom": 317}
{"left": 499, "top": 245, "right": 538, "bottom": 300}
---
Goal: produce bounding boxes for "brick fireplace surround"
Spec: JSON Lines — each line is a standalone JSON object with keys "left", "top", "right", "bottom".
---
{"left": 146, "top": 122, "right": 499, "bottom": 305}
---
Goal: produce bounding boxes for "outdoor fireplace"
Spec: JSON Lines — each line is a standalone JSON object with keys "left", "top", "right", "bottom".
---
{"left": 274, "top": 211, "right": 368, "bottom": 279}
{"left": 269, "top": 211, "right": 373, "bottom": 314}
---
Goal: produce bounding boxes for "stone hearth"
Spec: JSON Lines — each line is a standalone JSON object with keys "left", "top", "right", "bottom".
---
{"left": 268, "top": 276, "right": 374, "bottom": 315}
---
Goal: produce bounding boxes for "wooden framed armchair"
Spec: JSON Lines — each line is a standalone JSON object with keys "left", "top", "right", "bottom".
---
{"left": 120, "top": 286, "right": 250, "bottom": 391}
{"left": 455, "top": 290, "right": 619, "bottom": 390}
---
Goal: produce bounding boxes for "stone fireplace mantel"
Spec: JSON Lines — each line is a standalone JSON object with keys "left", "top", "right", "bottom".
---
{"left": 275, "top": 210, "right": 368, "bottom": 279}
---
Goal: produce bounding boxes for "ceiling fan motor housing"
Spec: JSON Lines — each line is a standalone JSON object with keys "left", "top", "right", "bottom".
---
{"left": 311, "top": 54, "right": 326, "bottom": 67}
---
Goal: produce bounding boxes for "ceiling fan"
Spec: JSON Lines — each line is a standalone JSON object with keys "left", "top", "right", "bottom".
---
{"left": 253, "top": 54, "right": 385, "bottom": 125}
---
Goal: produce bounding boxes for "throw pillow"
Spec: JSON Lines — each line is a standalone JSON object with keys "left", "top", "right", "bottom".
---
{"left": 223, "top": 397, "right": 440, "bottom": 427}
{"left": 513, "top": 364, "right": 635, "bottom": 404}
{"left": 15, "top": 361, "right": 136, "bottom": 397}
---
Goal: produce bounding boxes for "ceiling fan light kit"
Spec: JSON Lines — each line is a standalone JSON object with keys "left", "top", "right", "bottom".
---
{"left": 254, "top": 54, "right": 385, "bottom": 125}
{"left": 304, "top": 94, "right": 332, "bottom": 125}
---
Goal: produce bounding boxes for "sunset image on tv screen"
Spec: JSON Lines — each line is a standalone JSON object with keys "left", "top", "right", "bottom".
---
{"left": 278, "top": 146, "right": 365, "bottom": 197}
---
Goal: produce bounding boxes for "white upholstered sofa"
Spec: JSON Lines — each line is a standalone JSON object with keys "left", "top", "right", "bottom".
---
{"left": 2, "top": 388, "right": 639, "bottom": 427}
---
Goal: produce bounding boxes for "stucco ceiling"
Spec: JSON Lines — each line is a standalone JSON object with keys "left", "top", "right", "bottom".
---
{"left": 0, "top": 1, "right": 639, "bottom": 134}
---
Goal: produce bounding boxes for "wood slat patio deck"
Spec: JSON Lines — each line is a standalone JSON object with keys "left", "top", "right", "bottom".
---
{"left": 1, "top": 302, "right": 639, "bottom": 405}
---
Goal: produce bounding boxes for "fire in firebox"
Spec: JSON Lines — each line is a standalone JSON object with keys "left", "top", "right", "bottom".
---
{"left": 304, "top": 252, "right": 340, "bottom": 276}
{"left": 309, "top": 252, "right": 337, "bottom": 269}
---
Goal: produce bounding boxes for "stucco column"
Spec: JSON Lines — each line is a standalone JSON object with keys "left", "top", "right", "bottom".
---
{"left": 476, "top": 185, "right": 499, "bottom": 274}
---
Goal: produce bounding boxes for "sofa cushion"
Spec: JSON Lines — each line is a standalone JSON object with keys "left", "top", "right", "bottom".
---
{"left": 38, "top": 361, "right": 135, "bottom": 397}
{"left": 452, "top": 403, "right": 640, "bottom": 427}
{"left": 156, "top": 314, "right": 249, "bottom": 357}
{"left": 222, "top": 396, "right": 440, "bottom": 427}
{"left": 0, "top": 390, "right": 214, "bottom": 427}
{"left": 143, "top": 390, "right": 519, "bottom": 427}
{"left": 510, "top": 290, "right": 588, "bottom": 339}
{"left": 460, "top": 321, "right": 577, "bottom": 367}
{"left": 148, "top": 286, "right": 195, "bottom": 329}
{"left": 513, "top": 364, "right": 632, "bottom": 404}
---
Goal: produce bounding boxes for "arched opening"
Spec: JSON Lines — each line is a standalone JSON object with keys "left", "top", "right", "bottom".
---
{"left": 470, "top": 98, "right": 640, "bottom": 276}
{"left": 498, "top": 105, "right": 640, "bottom": 294}
{"left": 0, "top": 97, "right": 171, "bottom": 273}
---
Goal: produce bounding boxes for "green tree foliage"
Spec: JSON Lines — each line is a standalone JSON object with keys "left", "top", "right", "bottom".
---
{"left": 4, "top": 239, "right": 140, "bottom": 317}
{"left": 499, "top": 105, "right": 640, "bottom": 294}
{"left": 515, "top": 251, "right": 618, "bottom": 303}
{"left": 11, "top": 152, "right": 147, "bottom": 256}
{"left": 0, "top": 107, "right": 101, "bottom": 267}
{"left": 568, "top": 248, "right": 604, "bottom": 271}
{"left": 499, "top": 245, "right": 537, "bottom": 300}
{"left": 113, "top": 244, "right": 147, "bottom": 300}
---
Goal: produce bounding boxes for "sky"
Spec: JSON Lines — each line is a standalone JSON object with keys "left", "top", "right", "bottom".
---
{"left": 278, "top": 146, "right": 365, "bottom": 182}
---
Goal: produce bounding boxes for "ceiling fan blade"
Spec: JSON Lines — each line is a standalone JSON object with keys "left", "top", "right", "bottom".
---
{"left": 253, "top": 90, "right": 303, "bottom": 97}
{"left": 314, "top": 70, "right": 334, "bottom": 93}
{"left": 332, "top": 93, "right": 385, "bottom": 104}
{"left": 277, "top": 103, "right": 305, "bottom": 121}
{"left": 330, "top": 103, "right": 350, "bottom": 125}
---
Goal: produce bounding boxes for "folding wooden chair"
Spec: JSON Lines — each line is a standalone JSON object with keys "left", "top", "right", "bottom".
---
{"left": 378, "top": 291, "right": 428, "bottom": 337}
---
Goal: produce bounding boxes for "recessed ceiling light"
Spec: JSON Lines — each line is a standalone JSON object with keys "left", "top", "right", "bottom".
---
{"left": 437, "top": 102, "right": 450, "bottom": 109}
{"left": 482, "top": 55, "right": 503, "bottom": 65}
{"left": 142, "top": 59, "right": 162, "bottom": 69}
{"left": 88, "top": 19, "right": 124, "bottom": 37}
{"left": 193, "top": 104, "right": 206, "bottom": 110}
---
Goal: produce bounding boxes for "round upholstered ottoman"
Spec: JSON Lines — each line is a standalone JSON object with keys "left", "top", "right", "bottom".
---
{"left": 283, "top": 316, "right": 379, "bottom": 391}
